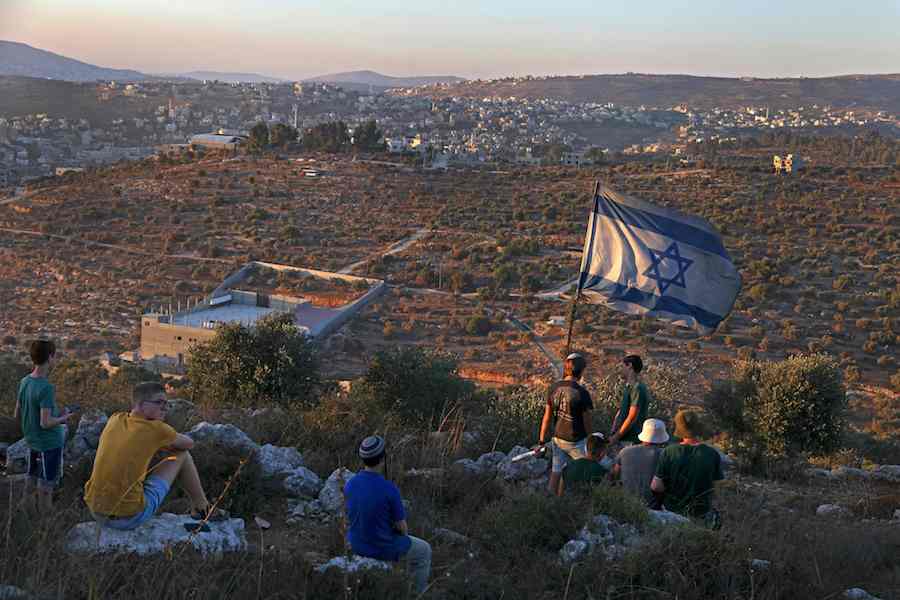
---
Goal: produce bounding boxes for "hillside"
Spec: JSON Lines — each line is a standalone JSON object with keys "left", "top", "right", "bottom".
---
{"left": 406, "top": 73, "right": 900, "bottom": 113}
{"left": 0, "top": 40, "right": 145, "bottom": 81}
{"left": 308, "top": 69, "right": 464, "bottom": 89}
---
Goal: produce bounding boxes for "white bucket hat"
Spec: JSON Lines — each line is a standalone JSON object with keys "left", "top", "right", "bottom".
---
{"left": 637, "top": 418, "right": 669, "bottom": 444}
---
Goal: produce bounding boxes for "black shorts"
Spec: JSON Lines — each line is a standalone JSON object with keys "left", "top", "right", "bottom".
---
{"left": 27, "top": 447, "right": 64, "bottom": 490}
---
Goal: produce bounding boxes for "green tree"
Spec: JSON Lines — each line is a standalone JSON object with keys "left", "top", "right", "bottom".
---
{"left": 302, "top": 121, "right": 350, "bottom": 153}
{"left": 187, "top": 314, "right": 319, "bottom": 408}
{"left": 352, "top": 120, "right": 385, "bottom": 152}
{"left": 270, "top": 124, "right": 298, "bottom": 149}
{"left": 248, "top": 121, "right": 270, "bottom": 154}
{"left": 355, "top": 347, "right": 474, "bottom": 429}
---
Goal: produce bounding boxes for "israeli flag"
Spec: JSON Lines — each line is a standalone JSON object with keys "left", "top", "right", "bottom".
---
{"left": 577, "top": 185, "right": 741, "bottom": 334}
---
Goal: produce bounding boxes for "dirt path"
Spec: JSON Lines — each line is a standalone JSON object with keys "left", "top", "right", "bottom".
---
{"left": 337, "top": 227, "right": 431, "bottom": 274}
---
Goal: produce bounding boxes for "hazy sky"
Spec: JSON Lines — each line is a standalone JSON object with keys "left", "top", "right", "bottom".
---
{"left": 2, "top": 0, "right": 898, "bottom": 79}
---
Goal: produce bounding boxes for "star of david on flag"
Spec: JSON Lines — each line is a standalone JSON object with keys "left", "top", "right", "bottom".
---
{"left": 575, "top": 185, "right": 741, "bottom": 334}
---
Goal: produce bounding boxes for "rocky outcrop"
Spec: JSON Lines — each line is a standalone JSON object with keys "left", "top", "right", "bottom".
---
{"left": 559, "top": 513, "right": 641, "bottom": 564}
{"left": 188, "top": 422, "right": 259, "bottom": 454}
{"left": 65, "top": 513, "right": 247, "bottom": 556}
{"left": 816, "top": 504, "right": 848, "bottom": 518}
{"left": 4, "top": 439, "right": 28, "bottom": 475}
{"left": 287, "top": 468, "right": 356, "bottom": 522}
{"left": 0, "top": 584, "right": 29, "bottom": 600}
{"left": 315, "top": 555, "right": 392, "bottom": 574}
{"left": 255, "top": 444, "right": 304, "bottom": 480}
{"left": 66, "top": 409, "right": 108, "bottom": 464}
{"left": 647, "top": 510, "right": 691, "bottom": 527}
{"left": 452, "top": 446, "right": 548, "bottom": 486}
{"left": 844, "top": 588, "right": 883, "bottom": 600}
{"left": 282, "top": 467, "right": 324, "bottom": 498}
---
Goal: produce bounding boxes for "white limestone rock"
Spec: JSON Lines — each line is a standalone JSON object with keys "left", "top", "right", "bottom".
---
{"left": 871, "top": 464, "right": 900, "bottom": 482}
{"left": 286, "top": 498, "right": 325, "bottom": 523}
{"left": 65, "top": 513, "right": 247, "bottom": 556}
{"left": 750, "top": 559, "right": 771, "bottom": 571}
{"left": 282, "top": 467, "right": 324, "bottom": 498}
{"left": 832, "top": 466, "right": 872, "bottom": 480}
{"left": 475, "top": 451, "right": 508, "bottom": 472}
{"left": 432, "top": 527, "right": 470, "bottom": 545}
{"left": 67, "top": 409, "right": 108, "bottom": 463}
{"left": 648, "top": 510, "right": 691, "bottom": 527}
{"left": 816, "top": 504, "right": 848, "bottom": 518}
{"left": 805, "top": 468, "right": 836, "bottom": 479}
{"left": 256, "top": 444, "right": 304, "bottom": 480}
{"left": 318, "top": 468, "right": 356, "bottom": 514}
{"left": 188, "top": 422, "right": 259, "bottom": 454}
{"left": 498, "top": 453, "right": 548, "bottom": 482}
{"left": 844, "top": 588, "right": 883, "bottom": 600}
{"left": 4, "top": 439, "right": 29, "bottom": 475}
{"left": 315, "top": 555, "right": 392, "bottom": 574}
{"left": 893, "top": 509, "right": 900, "bottom": 521}
{"left": 559, "top": 539, "right": 589, "bottom": 564}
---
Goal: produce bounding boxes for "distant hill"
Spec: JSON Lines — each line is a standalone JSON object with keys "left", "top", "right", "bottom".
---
{"left": 307, "top": 70, "right": 465, "bottom": 90}
{"left": 178, "top": 71, "right": 285, "bottom": 83}
{"left": 0, "top": 40, "right": 145, "bottom": 82}
{"left": 409, "top": 73, "right": 900, "bottom": 113}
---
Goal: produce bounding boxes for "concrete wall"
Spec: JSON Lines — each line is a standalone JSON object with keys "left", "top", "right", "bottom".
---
{"left": 139, "top": 316, "right": 217, "bottom": 364}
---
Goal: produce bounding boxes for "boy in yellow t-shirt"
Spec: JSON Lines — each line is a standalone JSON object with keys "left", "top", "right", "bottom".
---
{"left": 84, "top": 382, "right": 226, "bottom": 530}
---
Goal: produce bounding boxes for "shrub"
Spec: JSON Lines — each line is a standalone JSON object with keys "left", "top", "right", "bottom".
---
{"left": 590, "top": 484, "right": 649, "bottom": 526}
{"left": 714, "top": 354, "right": 847, "bottom": 460}
{"left": 357, "top": 346, "right": 475, "bottom": 430}
{"left": 187, "top": 313, "right": 319, "bottom": 409}
{"left": 475, "top": 491, "right": 581, "bottom": 555}
{"left": 465, "top": 315, "right": 493, "bottom": 336}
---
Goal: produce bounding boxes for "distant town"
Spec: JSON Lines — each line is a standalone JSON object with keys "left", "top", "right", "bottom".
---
{"left": 2, "top": 76, "right": 898, "bottom": 188}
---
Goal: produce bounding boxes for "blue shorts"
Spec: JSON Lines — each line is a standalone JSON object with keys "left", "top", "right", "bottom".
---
{"left": 100, "top": 476, "right": 171, "bottom": 531}
{"left": 27, "top": 447, "right": 64, "bottom": 490}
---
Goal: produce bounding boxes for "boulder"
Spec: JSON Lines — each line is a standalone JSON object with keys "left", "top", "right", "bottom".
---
{"left": 872, "top": 465, "right": 900, "bottom": 483}
{"left": 315, "top": 555, "right": 392, "bottom": 574}
{"left": 4, "top": 439, "right": 29, "bottom": 475}
{"left": 648, "top": 510, "right": 691, "bottom": 527}
{"left": 282, "top": 467, "right": 324, "bottom": 498}
{"left": 256, "top": 444, "right": 304, "bottom": 480}
{"left": 188, "top": 422, "right": 258, "bottom": 454}
{"left": 750, "top": 558, "right": 771, "bottom": 571}
{"left": 498, "top": 451, "right": 548, "bottom": 482}
{"left": 452, "top": 458, "right": 482, "bottom": 474}
{"left": 405, "top": 467, "right": 446, "bottom": 480}
{"left": 816, "top": 504, "right": 848, "bottom": 518}
{"left": 844, "top": 588, "right": 882, "bottom": 600}
{"left": 432, "top": 528, "right": 469, "bottom": 545}
{"left": 832, "top": 466, "right": 872, "bottom": 480}
{"left": 0, "top": 585, "right": 29, "bottom": 600}
{"left": 65, "top": 513, "right": 247, "bottom": 556}
{"left": 893, "top": 509, "right": 900, "bottom": 521}
{"left": 475, "top": 451, "right": 507, "bottom": 472}
{"left": 164, "top": 399, "right": 197, "bottom": 431}
{"left": 318, "top": 468, "right": 356, "bottom": 514}
{"left": 67, "top": 409, "right": 108, "bottom": 464}
{"left": 559, "top": 539, "right": 590, "bottom": 564}
{"left": 805, "top": 468, "right": 835, "bottom": 479}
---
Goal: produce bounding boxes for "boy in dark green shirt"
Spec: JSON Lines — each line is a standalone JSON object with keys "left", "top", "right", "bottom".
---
{"left": 610, "top": 355, "right": 651, "bottom": 445}
{"left": 651, "top": 410, "right": 723, "bottom": 519}
{"left": 13, "top": 340, "right": 74, "bottom": 510}
{"left": 560, "top": 433, "right": 612, "bottom": 494}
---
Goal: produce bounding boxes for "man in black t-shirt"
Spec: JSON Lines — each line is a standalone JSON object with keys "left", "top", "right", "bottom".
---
{"left": 539, "top": 353, "right": 593, "bottom": 496}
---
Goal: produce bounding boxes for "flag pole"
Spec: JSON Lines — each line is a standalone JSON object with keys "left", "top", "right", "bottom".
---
{"left": 564, "top": 180, "right": 601, "bottom": 356}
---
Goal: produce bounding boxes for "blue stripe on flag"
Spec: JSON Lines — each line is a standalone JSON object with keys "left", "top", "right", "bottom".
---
{"left": 579, "top": 274, "right": 724, "bottom": 330}
{"left": 595, "top": 194, "right": 729, "bottom": 260}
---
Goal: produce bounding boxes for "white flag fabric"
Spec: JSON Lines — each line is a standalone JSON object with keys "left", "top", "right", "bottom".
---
{"left": 577, "top": 185, "right": 741, "bottom": 334}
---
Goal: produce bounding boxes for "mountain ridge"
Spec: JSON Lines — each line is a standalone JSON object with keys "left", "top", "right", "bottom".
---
{"left": 0, "top": 40, "right": 145, "bottom": 81}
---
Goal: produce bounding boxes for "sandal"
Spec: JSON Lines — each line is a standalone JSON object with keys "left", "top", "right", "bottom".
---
{"left": 190, "top": 505, "right": 230, "bottom": 522}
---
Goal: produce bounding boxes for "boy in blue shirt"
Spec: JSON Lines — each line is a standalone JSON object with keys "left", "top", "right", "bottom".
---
{"left": 13, "top": 340, "right": 75, "bottom": 511}
{"left": 344, "top": 435, "right": 432, "bottom": 594}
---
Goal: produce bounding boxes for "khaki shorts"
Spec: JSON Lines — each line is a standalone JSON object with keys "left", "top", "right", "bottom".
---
{"left": 551, "top": 437, "right": 588, "bottom": 474}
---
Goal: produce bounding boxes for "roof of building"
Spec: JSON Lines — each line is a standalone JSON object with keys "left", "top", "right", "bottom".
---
{"left": 190, "top": 134, "right": 245, "bottom": 144}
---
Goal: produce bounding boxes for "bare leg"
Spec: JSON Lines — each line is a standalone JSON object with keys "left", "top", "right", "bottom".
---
{"left": 548, "top": 472, "right": 562, "bottom": 496}
{"left": 153, "top": 451, "right": 210, "bottom": 512}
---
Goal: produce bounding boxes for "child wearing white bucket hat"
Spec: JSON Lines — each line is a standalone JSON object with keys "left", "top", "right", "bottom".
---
{"left": 613, "top": 418, "right": 669, "bottom": 508}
